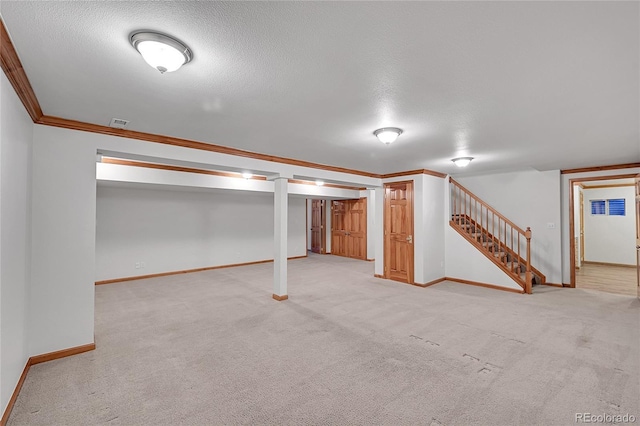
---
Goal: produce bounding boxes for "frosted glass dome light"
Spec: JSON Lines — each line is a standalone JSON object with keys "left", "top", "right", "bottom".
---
{"left": 130, "top": 31, "right": 193, "bottom": 74}
{"left": 452, "top": 157, "right": 474, "bottom": 167}
{"left": 374, "top": 127, "right": 403, "bottom": 145}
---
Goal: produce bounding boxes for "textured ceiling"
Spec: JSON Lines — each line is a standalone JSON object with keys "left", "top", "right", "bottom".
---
{"left": 1, "top": 1, "right": 638, "bottom": 175}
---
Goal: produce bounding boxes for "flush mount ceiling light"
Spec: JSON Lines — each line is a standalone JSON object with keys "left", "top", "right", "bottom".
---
{"left": 373, "top": 127, "right": 403, "bottom": 145}
{"left": 130, "top": 31, "right": 193, "bottom": 74}
{"left": 452, "top": 157, "right": 474, "bottom": 167}
{"left": 315, "top": 180, "right": 325, "bottom": 186}
{"left": 241, "top": 172, "right": 253, "bottom": 180}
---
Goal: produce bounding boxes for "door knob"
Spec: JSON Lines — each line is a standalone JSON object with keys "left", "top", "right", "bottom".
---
{"left": 406, "top": 235, "right": 413, "bottom": 243}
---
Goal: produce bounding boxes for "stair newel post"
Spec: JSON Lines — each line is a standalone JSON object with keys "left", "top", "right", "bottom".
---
{"left": 525, "top": 227, "right": 532, "bottom": 295}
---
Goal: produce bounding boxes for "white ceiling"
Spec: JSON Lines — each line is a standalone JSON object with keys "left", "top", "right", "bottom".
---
{"left": 1, "top": 1, "right": 638, "bottom": 175}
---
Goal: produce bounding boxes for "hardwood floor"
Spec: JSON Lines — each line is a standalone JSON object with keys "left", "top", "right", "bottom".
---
{"left": 575, "top": 262, "right": 638, "bottom": 296}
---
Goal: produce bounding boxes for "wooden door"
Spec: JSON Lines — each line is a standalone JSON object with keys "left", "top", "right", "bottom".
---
{"left": 345, "top": 198, "right": 367, "bottom": 260}
{"left": 310, "top": 199, "right": 326, "bottom": 254}
{"left": 331, "top": 200, "right": 347, "bottom": 257}
{"left": 331, "top": 199, "right": 367, "bottom": 260}
{"left": 636, "top": 174, "right": 640, "bottom": 298}
{"left": 579, "top": 190, "right": 585, "bottom": 264}
{"left": 384, "top": 181, "right": 414, "bottom": 284}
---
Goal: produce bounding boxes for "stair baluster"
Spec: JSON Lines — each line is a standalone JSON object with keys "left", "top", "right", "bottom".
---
{"left": 449, "top": 177, "right": 545, "bottom": 294}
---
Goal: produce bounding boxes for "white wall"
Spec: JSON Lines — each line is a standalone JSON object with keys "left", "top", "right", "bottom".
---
{"left": 32, "top": 124, "right": 380, "bottom": 358}
{"left": 30, "top": 130, "right": 97, "bottom": 356}
{"left": 561, "top": 167, "right": 640, "bottom": 283}
{"left": 445, "top": 228, "right": 523, "bottom": 291}
{"left": 0, "top": 72, "right": 33, "bottom": 415}
{"left": 96, "top": 185, "right": 306, "bottom": 281}
{"left": 381, "top": 174, "right": 446, "bottom": 285}
{"left": 582, "top": 186, "right": 636, "bottom": 265}
{"left": 452, "top": 169, "right": 563, "bottom": 284}
{"left": 420, "top": 175, "right": 446, "bottom": 283}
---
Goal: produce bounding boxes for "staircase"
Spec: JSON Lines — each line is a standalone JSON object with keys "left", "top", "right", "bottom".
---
{"left": 449, "top": 178, "right": 546, "bottom": 294}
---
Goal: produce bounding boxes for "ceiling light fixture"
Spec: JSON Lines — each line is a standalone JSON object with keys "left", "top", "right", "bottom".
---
{"left": 373, "top": 127, "right": 403, "bottom": 145}
{"left": 452, "top": 157, "right": 474, "bottom": 167}
{"left": 315, "top": 180, "right": 325, "bottom": 186}
{"left": 242, "top": 172, "right": 253, "bottom": 179}
{"left": 130, "top": 31, "right": 193, "bottom": 74}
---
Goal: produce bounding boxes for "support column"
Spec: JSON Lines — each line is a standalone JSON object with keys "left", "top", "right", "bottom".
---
{"left": 366, "top": 189, "right": 376, "bottom": 261}
{"left": 374, "top": 186, "right": 385, "bottom": 277}
{"left": 273, "top": 177, "right": 288, "bottom": 301}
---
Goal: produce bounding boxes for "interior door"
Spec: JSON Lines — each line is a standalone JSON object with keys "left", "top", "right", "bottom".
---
{"left": 636, "top": 174, "right": 640, "bottom": 298}
{"left": 331, "top": 199, "right": 367, "bottom": 260}
{"left": 384, "top": 181, "right": 414, "bottom": 284}
{"left": 346, "top": 198, "right": 367, "bottom": 260}
{"left": 310, "top": 199, "right": 325, "bottom": 254}
{"left": 331, "top": 200, "right": 347, "bottom": 257}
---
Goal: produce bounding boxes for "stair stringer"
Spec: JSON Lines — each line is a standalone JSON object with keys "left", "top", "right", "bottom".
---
{"left": 444, "top": 225, "right": 524, "bottom": 292}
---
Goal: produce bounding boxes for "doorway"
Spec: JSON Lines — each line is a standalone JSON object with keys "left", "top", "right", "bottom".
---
{"left": 570, "top": 175, "right": 637, "bottom": 296}
{"left": 331, "top": 198, "right": 367, "bottom": 260}
{"left": 383, "top": 181, "right": 414, "bottom": 284}
{"left": 310, "top": 199, "right": 326, "bottom": 254}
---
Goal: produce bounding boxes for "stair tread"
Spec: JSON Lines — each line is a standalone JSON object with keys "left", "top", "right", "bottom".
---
{"left": 451, "top": 215, "right": 546, "bottom": 288}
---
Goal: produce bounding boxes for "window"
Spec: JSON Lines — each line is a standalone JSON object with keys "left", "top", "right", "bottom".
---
{"left": 590, "top": 200, "right": 605, "bottom": 215}
{"left": 608, "top": 198, "right": 625, "bottom": 216}
{"left": 590, "top": 198, "right": 626, "bottom": 216}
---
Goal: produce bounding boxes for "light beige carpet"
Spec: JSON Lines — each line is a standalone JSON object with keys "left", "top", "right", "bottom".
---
{"left": 8, "top": 254, "right": 640, "bottom": 425}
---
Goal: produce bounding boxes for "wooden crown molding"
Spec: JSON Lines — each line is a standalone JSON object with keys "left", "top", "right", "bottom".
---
{"left": 561, "top": 163, "right": 640, "bottom": 175}
{"left": 101, "top": 157, "right": 268, "bottom": 180}
{"left": 7, "top": 17, "right": 633, "bottom": 184}
{"left": 0, "top": 25, "right": 439, "bottom": 181}
{"left": 39, "top": 115, "right": 381, "bottom": 178}
{"left": 101, "top": 159, "right": 367, "bottom": 189}
{"left": 287, "top": 178, "right": 365, "bottom": 191}
{"left": 0, "top": 19, "right": 43, "bottom": 122}
{"left": 381, "top": 169, "right": 447, "bottom": 179}
{"left": 581, "top": 183, "right": 634, "bottom": 190}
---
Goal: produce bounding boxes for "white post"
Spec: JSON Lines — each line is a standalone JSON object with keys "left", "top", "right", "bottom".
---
{"left": 374, "top": 186, "right": 385, "bottom": 277}
{"left": 366, "top": 189, "right": 376, "bottom": 261}
{"left": 273, "top": 177, "right": 288, "bottom": 300}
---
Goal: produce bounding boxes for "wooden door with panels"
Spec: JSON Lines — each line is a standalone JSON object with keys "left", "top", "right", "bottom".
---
{"left": 310, "top": 199, "right": 326, "bottom": 254}
{"left": 636, "top": 174, "right": 640, "bottom": 298}
{"left": 384, "top": 181, "right": 414, "bottom": 284}
{"left": 331, "top": 200, "right": 348, "bottom": 257}
{"left": 331, "top": 198, "right": 367, "bottom": 260}
{"left": 345, "top": 198, "right": 367, "bottom": 260}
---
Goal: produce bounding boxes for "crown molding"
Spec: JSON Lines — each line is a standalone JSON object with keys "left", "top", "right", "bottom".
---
{"left": 38, "top": 115, "right": 382, "bottom": 178}
{"left": 0, "top": 18, "right": 464, "bottom": 183}
{"left": 381, "top": 168, "right": 447, "bottom": 179}
{"left": 101, "top": 157, "right": 267, "bottom": 180}
{"left": 560, "top": 163, "right": 640, "bottom": 174}
{"left": 0, "top": 18, "right": 43, "bottom": 121}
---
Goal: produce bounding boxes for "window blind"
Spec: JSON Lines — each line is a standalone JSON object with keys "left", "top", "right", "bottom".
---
{"left": 590, "top": 200, "right": 605, "bottom": 215}
{"left": 608, "top": 198, "right": 625, "bottom": 216}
